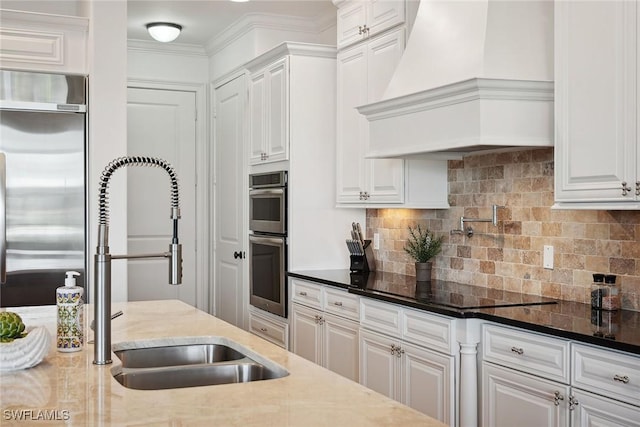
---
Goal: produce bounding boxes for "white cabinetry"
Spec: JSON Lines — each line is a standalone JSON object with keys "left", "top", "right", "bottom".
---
{"left": 335, "top": 0, "right": 406, "bottom": 49}
{"left": 290, "top": 279, "right": 360, "bottom": 382}
{"left": 337, "top": 27, "right": 405, "bottom": 205}
{"left": 359, "top": 298, "right": 456, "bottom": 425}
{"left": 249, "top": 306, "right": 289, "bottom": 349}
{"left": 246, "top": 44, "right": 336, "bottom": 166}
{"left": 249, "top": 57, "right": 288, "bottom": 164}
{"left": 481, "top": 324, "right": 640, "bottom": 426}
{"left": 554, "top": 0, "right": 640, "bottom": 208}
{"left": 0, "top": 10, "right": 88, "bottom": 74}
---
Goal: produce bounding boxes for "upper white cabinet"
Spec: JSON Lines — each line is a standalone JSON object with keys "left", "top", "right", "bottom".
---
{"left": 335, "top": 3, "right": 450, "bottom": 209}
{"left": 248, "top": 57, "right": 289, "bottom": 165}
{"left": 246, "top": 44, "right": 337, "bottom": 166}
{"left": 336, "top": 27, "right": 406, "bottom": 204}
{"left": 0, "top": 10, "right": 88, "bottom": 74}
{"left": 554, "top": 0, "right": 640, "bottom": 209}
{"left": 335, "top": 0, "right": 406, "bottom": 49}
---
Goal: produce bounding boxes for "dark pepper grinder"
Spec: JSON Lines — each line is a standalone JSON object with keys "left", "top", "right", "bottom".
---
{"left": 591, "top": 273, "right": 605, "bottom": 309}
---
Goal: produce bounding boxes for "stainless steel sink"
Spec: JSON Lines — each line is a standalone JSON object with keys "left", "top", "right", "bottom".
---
{"left": 114, "top": 343, "right": 245, "bottom": 368}
{"left": 112, "top": 362, "right": 284, "bottom": 390}
{"left": 110, "top": 337, "right": 288, "bottom": 390}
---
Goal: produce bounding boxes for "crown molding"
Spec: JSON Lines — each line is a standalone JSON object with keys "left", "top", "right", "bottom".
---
{"left": 0, "top": 8, "right": 88, "bottom": 32}
{"left": 205, "top": 10, "right": 336, "bottom": 57}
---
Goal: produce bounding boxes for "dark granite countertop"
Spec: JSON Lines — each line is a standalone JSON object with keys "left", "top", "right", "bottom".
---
{"left": 287, "top": 269, "right": 640, "bottom": 355}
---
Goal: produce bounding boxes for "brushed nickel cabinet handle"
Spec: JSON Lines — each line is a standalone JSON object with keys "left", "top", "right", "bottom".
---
{"left": 622, "top": 181, "right": 632, "bottom": 196}
{"left": 333, "top": 301, "right": 343, "bottom": 306}
{"left": 511, "top": 346, "right": 524, "bottom": 355}
{"left": 569, "top": 395, "right": 579, "bottom": 410}
{"left": 553, "top": 391, "right": 564, "bottom": 406}
{"left": 613, "top": 375, "right": 630, "bottom": 384}
{"left": 299, "top": 291, "right": 307, "bottom": 296}
{"left": 259, "top": 327, "right": 268, "bottom": 332}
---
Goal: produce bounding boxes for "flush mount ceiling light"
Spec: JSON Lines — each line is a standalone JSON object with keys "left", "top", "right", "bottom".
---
{"left": 146, "top": 22, "right": 182, "bottom": 43}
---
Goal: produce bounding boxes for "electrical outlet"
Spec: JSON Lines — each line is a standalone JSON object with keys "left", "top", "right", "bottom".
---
{"left": 543, "top": 245, "right": 554, "bottom": 269}
{"left": 373, "top": 233, "right": 380, "bottom": 250}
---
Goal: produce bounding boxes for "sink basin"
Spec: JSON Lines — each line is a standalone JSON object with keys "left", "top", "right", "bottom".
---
{"left": 113, "top": 362, "right": 283, "bottom": 390}
{"left": 110, "top": 337, "right": 288, "bottom": 390}
{"left": 114, "top": 344, "right": 245, "bottom": 368}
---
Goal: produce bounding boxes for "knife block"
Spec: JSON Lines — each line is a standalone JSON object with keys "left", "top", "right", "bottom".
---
{"left": 350, "top": 240, "right": 375, "bottom": 272}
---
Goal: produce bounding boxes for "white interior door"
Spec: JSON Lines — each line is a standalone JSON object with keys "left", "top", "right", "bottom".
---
{"left": 214, "top": 75, "right": 246, "bottom": 327}
{"left": 126, "top": 87, "right": 197, "bottom": 306}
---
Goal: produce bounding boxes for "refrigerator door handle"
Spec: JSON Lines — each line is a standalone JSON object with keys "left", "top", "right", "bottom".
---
{"left": 0, "top": 152, "right": 5, "bottom": 284}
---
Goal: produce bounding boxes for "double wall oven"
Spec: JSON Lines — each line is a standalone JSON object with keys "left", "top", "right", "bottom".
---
{"left": 249, "top": 171, "right": 287, "bottom": 318}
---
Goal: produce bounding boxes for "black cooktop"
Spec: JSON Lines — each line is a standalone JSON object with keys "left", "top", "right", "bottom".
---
{"left": 350, "top": 271, "right": 557, "bottom": 309}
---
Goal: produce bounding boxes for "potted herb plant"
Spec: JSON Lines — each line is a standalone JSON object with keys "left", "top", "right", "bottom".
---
{"left": 403, "top": 224, "right": 443, "bottom": 281}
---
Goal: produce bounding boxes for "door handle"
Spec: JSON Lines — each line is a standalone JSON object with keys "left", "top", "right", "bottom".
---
{"left": 233, "top": 251, "right": 244, "bottom": 259}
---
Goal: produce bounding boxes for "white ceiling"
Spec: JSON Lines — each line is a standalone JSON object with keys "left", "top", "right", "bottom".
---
{"left": 127, "top": 0, "right": 337, "bottom": 46}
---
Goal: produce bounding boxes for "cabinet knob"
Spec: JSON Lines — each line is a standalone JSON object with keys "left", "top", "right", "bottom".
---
{"left": 568, "top": 395, "right": 579, "bottom": 411}
{"left": 636, "top": 181, "right": 640, "bottom": 196}
{"left": 613, "top": 374, "right": 630, "bottom": 384}
{"left": 622, "top": 181, "right": 632, "bottom": 196}
{"left": 510, "top": 346, "right": 524, "bottom": 355}
{"left": 260, "top": 327, "right": 268, "bottom": 332}
{"left": 333, "top": 301, "right": 343, "bottom": 307}
{"left": 553, "top": 391, "right": 564, "bottom": 406}
{"left": 299, "top": 291, "right": 307, "bottom": 296}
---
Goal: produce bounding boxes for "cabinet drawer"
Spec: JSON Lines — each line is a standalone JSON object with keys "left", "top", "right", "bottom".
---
{"left": 249, "top": 310, "right": 288, "bottom": 349}
{"left": 323, "top": 287, "right": 359, "bottom": 320}
{"left": 402, "top": 308, "right": 455, "bottom": 355}
{"left": 483, "top": 324, "right": 570, "bottom": 383}
{"left": 572, "top": 343, "right": 640, "bottom": 407}
{"left": 360, "top": 298, "right": 401, "bottom": 336}
{"left": 290, "top": 279, "right": 322, "bottom": 309}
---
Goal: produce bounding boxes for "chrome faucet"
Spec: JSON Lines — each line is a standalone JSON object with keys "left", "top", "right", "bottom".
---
{"left": 451, "top": 204, "right": 504, "bottom": 237}
{"left": 93, "top": 156, "right": 182, "bottom": 365}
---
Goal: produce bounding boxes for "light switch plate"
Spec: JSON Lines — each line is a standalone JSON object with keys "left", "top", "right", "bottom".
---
{"left": 543, "top": 245, "right": 554, "bottom": 269}
{"left": 373, "top": 233, "right": 380, "bottom": 250}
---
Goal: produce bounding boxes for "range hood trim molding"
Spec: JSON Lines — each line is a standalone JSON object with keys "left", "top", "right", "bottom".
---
{"left": 359, "top": 78, "right": 554, "bottom": 159}
{"left": 357, "top": 78, "right": 554, "bottom": 121}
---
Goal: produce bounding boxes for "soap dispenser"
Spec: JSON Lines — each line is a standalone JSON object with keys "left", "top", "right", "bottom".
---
{"left": 56, "top": 271, "right": 84, "bottom": 352}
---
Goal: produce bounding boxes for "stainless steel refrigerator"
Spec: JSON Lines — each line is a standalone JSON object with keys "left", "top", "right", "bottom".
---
{"left": 0, "top": 70, "right": 87, "bottom": 307}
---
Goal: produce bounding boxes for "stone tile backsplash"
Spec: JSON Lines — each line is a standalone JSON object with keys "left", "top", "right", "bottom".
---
{"left": 366, "top": 148, "right": 640, "bottom": 311}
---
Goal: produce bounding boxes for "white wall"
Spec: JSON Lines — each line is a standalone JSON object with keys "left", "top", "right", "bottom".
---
{"left": 128, "top": 44, "right": 209, "bottom": 84}
{"left": 83, "top": 0, "right": 129, "bottom": 302}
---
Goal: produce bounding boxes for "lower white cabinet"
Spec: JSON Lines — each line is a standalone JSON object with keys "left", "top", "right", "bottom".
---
{"left": 482, "top": 363, "right": 570, "bottom": 427}
{"left": 291, "top": 303, "right": 359, "bottom": 382}
{"left": 481, "top": 324, "right": 640, "bottom": 427}
{"left": 571, "top": 389, "right": 640, "bottom": 427}
{"left": 249, "top": 307, "right": 289, "bottom": 349}
{"left": 360, "top": 328, "right": 455, "bottom": 425}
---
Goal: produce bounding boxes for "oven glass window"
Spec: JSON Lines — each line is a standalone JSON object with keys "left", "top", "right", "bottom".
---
{"left": 251, "top": 241, "right": 282, "bottom": 303}
{"left": 252, "top": 197, "right": 282, "bottom": 224}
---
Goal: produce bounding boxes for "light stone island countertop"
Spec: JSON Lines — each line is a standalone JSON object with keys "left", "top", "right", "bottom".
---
{"left": 0, "top": 300, "right": 446, "bottom": 426}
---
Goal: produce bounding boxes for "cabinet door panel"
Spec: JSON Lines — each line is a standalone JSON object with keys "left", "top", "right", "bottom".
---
{"left": 336, "top": 45, "right": 368, "bottom": 203}
{"left": 366, "top": 28, "right": 405, "bottom": 203}
{"left": 323, "top": 314, "right": 359, "bottom": 382}
{"left": 571, "top": 389, "right": 640, "bottom": 427}
{"left": 482, "top": 363, "right": 569, "bottom": 427}
{"left": 359, "top": 330, "right": 398, "bottom": 399}
{"left": 266, "top": 58, "right": 288, "bottom": 162}
{"left": 555, "top": 0, "right": 637, "bottom": 203}
{"left": 337, "top": 1, "right": 367, "bottom": 49}
{"left": 249, "top": 72, "right": 266, "bottom": 164}
{"left": 402, "top": 342, "right": 454, "bottom": 425}
{"left": 367, "top": 0, "right": 406, "bottom": 38}
{"left": 291, "top": 304, "right": 322, "bottom": 364}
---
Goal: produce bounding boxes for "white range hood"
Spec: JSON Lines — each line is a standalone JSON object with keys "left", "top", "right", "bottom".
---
{"left": 357, "top": 0, "right": 554, "bottom": 159}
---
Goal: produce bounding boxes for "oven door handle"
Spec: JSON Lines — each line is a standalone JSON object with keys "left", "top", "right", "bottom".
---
{"left": 249, "top": 188, "right": 285, "bottom": 197}
{"left": 249, "top": 234, "right": 286, "bottom": 246}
